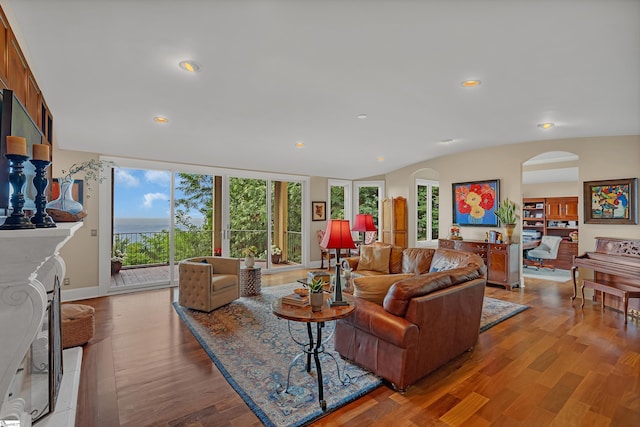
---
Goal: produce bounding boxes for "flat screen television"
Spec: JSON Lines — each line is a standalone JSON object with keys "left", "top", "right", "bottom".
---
{"left": 0, "top": 89, "right": 49, "bottom": 213}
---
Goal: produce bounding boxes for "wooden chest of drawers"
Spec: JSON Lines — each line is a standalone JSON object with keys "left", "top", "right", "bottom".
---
{"left": 438, "top": 239, "right": 520, "bottom": 290}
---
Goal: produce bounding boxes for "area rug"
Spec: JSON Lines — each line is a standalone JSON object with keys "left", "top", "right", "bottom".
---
{"left": 173, "top": 283, "right": 528, "bottom": 427}
{"left": 523, "top": 267, "right": 572, "bottom": 283}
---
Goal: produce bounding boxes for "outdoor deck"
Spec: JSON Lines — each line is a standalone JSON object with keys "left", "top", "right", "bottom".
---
{"left": 110, "top": 260, "right": 304, "bottom": 288}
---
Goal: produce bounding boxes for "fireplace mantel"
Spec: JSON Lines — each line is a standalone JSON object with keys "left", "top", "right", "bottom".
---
{"left": 0, "top": 222, "right": 82, "bottom": 426}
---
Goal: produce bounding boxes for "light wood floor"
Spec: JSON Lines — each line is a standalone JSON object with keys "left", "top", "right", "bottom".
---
{"left": 75, "top": 271, "right": 640, "bottom": 426}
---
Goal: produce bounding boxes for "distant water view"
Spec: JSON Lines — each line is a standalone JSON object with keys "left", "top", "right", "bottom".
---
{"left": 114, "top": 217, "right": 205, "bottom": 234}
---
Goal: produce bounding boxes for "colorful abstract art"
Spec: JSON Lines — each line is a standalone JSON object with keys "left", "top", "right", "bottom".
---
{"left": 452, "top": 179, "right": 500, "bottom": 226}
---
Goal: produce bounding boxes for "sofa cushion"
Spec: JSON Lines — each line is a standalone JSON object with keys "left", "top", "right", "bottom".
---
{"left": 383, "top": 272, "right": 453, "bottom": 316}
{"left": 210, "top": 274, "right": 237, "bottom": 292}
{"left": 429, "top": 248, "right": 479, "bottom": 273}
{"left": 401, "top": 248, "right": 435, "bottom": 274}
{"left": 389, "top": 245, "right": 405, "bottom": 274}
{"left": 340, "top": 298, "right": 419, "bottom": 348}
{"left": 383, "top": 263, "right": 485, "bottom": 317}
{"left": 353, "top": 274, "right": 414, "bottom": 304}
{"left": 358, "top": 245, "right": 392, "bottom": 274}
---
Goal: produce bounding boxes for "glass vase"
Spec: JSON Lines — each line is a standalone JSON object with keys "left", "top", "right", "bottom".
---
{"left": 46, "top": 178, "right": 84, "bottom": 215}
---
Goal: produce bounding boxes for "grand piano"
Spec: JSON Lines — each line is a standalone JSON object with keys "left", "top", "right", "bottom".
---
{"left": 572, "top": 237, "right": 640, "bottom": 318}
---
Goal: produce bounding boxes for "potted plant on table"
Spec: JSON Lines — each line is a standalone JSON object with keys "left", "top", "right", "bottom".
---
{"left": 111, "top": 249, "right": 126, "bottom": 275}
{"left": 271, "top": 244, "right": 282, "bottom": 264}
{"left": 494, "top": 198, "right": 518, "bottom": 243}
{"left": 242, "top": 245, "right": 259, "bottom": 268}
{"left": 308, "top": 277, "right": 325, "bottom": 312}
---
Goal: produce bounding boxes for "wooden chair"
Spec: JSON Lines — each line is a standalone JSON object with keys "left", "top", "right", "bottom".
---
{"left": 317, "top": 229, "right": 335, "bottom": 270}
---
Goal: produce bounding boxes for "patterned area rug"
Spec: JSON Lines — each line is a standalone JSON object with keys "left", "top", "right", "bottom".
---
{"left": 173, "top": 283, "right": 528, "bottom": 427}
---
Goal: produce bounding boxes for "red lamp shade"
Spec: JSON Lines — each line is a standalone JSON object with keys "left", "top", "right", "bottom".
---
{"left": 352, "top": 214, "right": 377, "bottom": 232}
{"left": 320, "top": 219, "right": 356, "bottom": 250}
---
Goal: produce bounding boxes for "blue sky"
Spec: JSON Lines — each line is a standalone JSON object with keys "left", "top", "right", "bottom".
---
{"left": 113, "top": 168, "right": 201, "bottom": 219}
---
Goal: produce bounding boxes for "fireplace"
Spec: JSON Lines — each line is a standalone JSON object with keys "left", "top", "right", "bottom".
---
{"left": 0, "top": 222, "right": 81, "bottom": 426}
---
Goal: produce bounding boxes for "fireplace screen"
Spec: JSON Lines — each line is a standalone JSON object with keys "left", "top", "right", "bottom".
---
{"left": 5, "top": 277, "right": 63, "bottom": 424}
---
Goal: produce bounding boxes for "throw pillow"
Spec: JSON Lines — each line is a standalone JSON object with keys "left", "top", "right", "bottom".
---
{"left": 353, "top": 274, "right": 413, "bottom": 304}
{"left": 358, "top": 245, "right": 392, "bottom": 274}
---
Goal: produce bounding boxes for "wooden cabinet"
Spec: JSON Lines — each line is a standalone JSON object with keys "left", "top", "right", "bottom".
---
{"left": 523, "top": 197, "right": 579, "bottom": 251}
{"left": 487, "top": 243, "right": 520, "bottom": 289}
{"left": 546, "top": 197, "right": 579, "bottom": 241}
{"left": 438, "top": 239, "right": 520, "bottom": 290}
{"left": 382, "top": 197, "right": 408, "bottom": 248}
{"left": 546, "top": 197, "right": 578, "bottom": 220}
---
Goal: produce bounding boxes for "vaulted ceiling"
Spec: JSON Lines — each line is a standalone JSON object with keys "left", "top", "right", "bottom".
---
{"left": 5, "top": 0, "right": 640, "bottom": 179}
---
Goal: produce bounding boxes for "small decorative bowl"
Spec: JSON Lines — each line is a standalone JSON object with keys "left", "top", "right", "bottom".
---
{"left": 293, "top": 288, "right": 308, "bottom": 296}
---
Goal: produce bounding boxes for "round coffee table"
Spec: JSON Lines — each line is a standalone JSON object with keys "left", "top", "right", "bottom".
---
{"left": 272, "top": 295, "right": 355, "bottom": 411}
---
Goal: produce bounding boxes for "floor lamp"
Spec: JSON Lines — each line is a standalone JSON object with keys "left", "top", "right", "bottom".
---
{"left": 320, "top": 219, "right": 356, "bottom": 307}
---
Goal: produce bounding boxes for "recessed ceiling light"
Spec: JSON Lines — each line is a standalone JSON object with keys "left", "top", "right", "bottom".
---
{"left": 153, "top": 116, "right": 169, "bottom": 123}
{"left": 537, "top": 122, "right": 555, "bottom": 129}
{"left": 461, "top": 80, "right": 481, "bottom": 87}
{"left": 179, "top": 60, "right": 200, "bottom": 73}
{"left": 377, "top": 156, "right": 384, "bottom": 162}
{"left": 295, "top": 141, "right": 305, "bottom": 148}
{"left": 357, "top": 114, "right": 368, "bottom": 119}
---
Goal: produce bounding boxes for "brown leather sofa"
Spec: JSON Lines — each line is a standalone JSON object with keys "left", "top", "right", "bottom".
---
{"left": 336, "top": 247, "right": 486, "bottom": 392}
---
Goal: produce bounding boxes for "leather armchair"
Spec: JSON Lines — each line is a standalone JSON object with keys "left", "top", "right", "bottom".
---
{"left": 178, "top": 257, "right": 240, "bottom": 312}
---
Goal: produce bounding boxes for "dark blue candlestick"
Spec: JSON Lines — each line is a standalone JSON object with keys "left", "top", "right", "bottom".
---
{"left": 0, "top": 153, "right": 36, "bottom": 229}
{"left": 30, "top": 159, "right": 56, "bottom": 228}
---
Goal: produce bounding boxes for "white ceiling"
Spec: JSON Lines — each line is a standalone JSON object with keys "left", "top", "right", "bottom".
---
{"left": 4, "top": 0, "right": 640, "bottom": 180}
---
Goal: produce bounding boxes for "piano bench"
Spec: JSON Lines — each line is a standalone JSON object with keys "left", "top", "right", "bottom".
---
{"left": 581, "top": 279, "right": 640, "bottom": 324}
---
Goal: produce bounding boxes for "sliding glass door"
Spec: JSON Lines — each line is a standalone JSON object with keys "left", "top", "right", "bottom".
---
{"left": 223, "top": 176, "right": 304, "bottom": 271}
{"left": 111, "top": 167, "right": 173, "bottom": 289}
{"left": 104, "top": 159, "right": 308, "bottom": 293}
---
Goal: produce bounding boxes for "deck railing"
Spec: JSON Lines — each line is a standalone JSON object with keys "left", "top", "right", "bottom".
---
{"left": 114, "top": 229, "right": 302, "bottom": 267}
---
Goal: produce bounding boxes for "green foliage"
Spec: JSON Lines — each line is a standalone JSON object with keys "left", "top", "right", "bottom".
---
{"left": 330, "top": 186, "right": 345, "bottom": 219}
{"left": 61, "top": 159, "right": 115, "bottom": 197}
{"left": 115, "top": 174, "right": 304, "bottom": 265}
{"left": 495, "top": 197, "right": 518, "bottom": 224}
{"left": 358, "top": 186, "right": 379, "bottom": 224}
{"left": 308, "top": 277, "right": 324, "bottom": 293}
{"left": 417, "top": 184, "right": 439, "bottom": 240}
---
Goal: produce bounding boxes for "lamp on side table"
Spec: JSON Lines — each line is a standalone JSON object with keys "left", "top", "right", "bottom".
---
{"left": 320, "top": 219, "right": 356, "bottom": 307}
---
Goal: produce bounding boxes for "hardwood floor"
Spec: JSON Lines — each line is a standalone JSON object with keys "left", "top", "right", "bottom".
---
{"left": 75, "top": 272, "right": 640, "bottom": 426}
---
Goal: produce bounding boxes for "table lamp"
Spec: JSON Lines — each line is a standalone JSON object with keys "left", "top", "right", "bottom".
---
{"left": 352, "top": 213, "right": 377, "bottom": 245}
{"left": 320, "top": 219, "right": 356, "bottom": 307}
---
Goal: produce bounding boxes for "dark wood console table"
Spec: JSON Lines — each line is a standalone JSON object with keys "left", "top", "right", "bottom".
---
{"left": 438, "top": 239, "right": 520, "bottom": 290}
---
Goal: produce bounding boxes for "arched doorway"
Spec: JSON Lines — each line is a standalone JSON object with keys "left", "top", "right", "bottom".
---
{"left": 521, "top": 151, "right": 580, "bottom": 282}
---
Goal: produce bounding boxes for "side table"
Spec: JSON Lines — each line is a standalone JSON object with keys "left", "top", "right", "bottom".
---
{"left": 272, "top": 295, "right": 355, "bottom": 410}
{"left": 240, "top": 266, "right": 262, "bottom": 296}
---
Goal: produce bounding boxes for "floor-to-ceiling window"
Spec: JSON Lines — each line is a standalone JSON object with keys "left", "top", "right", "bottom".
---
{"left": 416, "top": 179, "right": 439, "bottom": 246}
{"left": 223, "top": 174, "right": 304, "bottom": 271}
{"left": 102, "top": 158, "right": 307, "bottom": 293}
{"left": 111, "top": 167, "right": 173, "bottom": 289}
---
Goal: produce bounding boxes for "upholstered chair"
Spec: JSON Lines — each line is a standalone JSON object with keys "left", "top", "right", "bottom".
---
{"left": 526, "top": 236, "right": 563, "bottom": 271}
{"left": 178, "top": 257, "right": 240, "bottom": 312}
